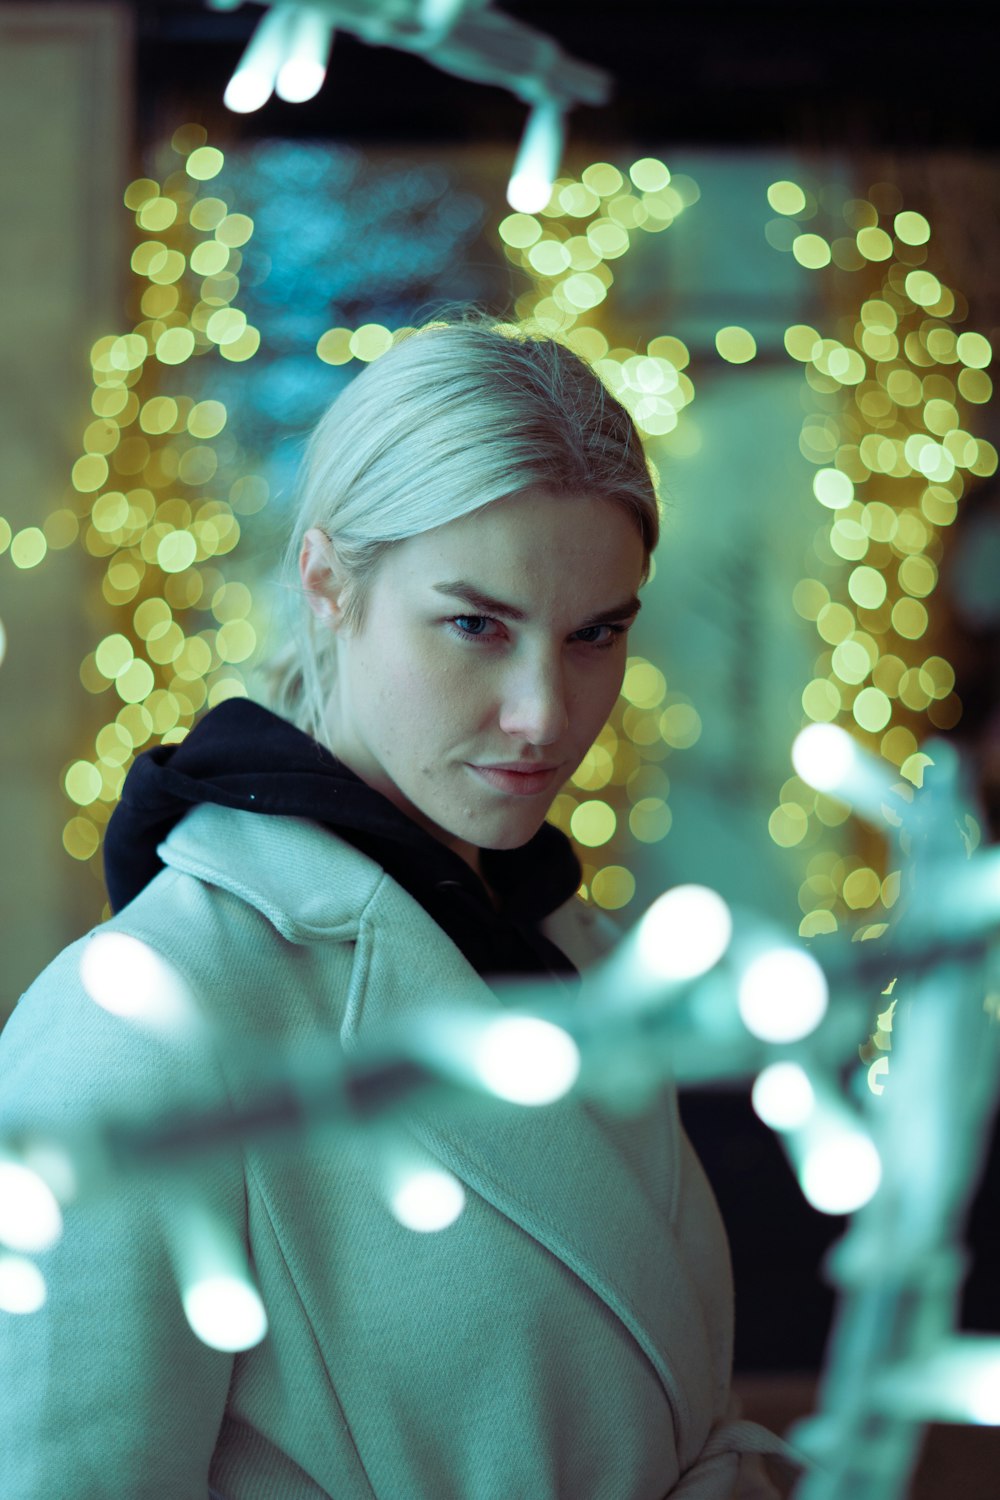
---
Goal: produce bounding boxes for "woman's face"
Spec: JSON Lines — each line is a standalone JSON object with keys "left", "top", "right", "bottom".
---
{"left": 300, "top": 488, "right": 647, "bottom": 877}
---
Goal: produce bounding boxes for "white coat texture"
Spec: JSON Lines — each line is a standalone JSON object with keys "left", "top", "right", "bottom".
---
{"left": 0, "top": 803, "right": 791, "bottom": 1498}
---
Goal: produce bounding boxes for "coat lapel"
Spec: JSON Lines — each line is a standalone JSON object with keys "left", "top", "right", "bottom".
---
{"left": 343, "top": 873, "right": 718, "bottom": 1469}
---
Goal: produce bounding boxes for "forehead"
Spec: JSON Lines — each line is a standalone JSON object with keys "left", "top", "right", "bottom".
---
{"left": 392, "top": 489, "right": 645, "bottom": 596}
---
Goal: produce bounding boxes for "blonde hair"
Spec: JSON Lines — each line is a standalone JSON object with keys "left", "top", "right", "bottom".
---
{"left": 264, "top": 312, "right": 661, "bottom": 746}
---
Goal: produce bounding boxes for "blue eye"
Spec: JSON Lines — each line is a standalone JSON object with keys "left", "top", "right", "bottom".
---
{"left": 450, "top": 615, "right": 495, "bottom": 639}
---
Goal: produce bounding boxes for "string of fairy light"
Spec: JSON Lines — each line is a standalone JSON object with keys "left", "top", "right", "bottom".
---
{"left": 0, "top": 125, "right": 268, "bottom": 896}
{"left": 758, "top": 177, "right": 995, "bottom": 945}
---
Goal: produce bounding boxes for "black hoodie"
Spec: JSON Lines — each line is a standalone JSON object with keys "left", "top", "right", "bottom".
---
{"left": 104, "top": 698, "right": 584, "bottom": 991}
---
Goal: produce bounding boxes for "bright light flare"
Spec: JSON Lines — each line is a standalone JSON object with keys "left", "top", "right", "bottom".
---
{"left": 223, "top": 5, "right": 293, "bottom": 113}
{"left": 182, "top": 1275, "right": 268, "bottom": 1352}
{"left": 390, "top": 1168, "right": 465, "bottom": 1233}
{"left": 738, "top": 948, "right": 828, "bottom": 1043}
{"left": 800, "top": 1130, "right": 881, "bottom": 1214}
{"left": 169, "top": 1197, "right": 268, "bottom": 1352}
{"left": 507, "top": 101, "right": 564, "bottom": 213}
{"left": 875, "top": 1337, "right": 1000, "bottom": 1425}
{"left": 792, "top": 724, "right": 856, "bottom": 793}
{"left": 0, "top": 1254, "right": 47, "bottom": 1314}
{"left": 472, "top": 1016, "right": 579, "bottom": 1106}
{"left": 0, "top": 1160, "right": 63, "bottom": 1253}
{"left": 79, "top": 931, "right": 197, "bottom": 1035}
{"left": 275, "top": 11, "right": 333, "bottom": 102}
{"left": 637, "top": 885, "right": 733, "bottom": 983}
{"left": 752, "top": 1062, "right": 816, "bottom": 1131}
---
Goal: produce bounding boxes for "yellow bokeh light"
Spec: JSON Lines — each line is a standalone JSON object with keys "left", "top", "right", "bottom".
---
{"left": 316, "top": 327, "right": 354, "bottom": 365}
{"left": 891, "top": 597, "right": 928, "bottom": 640}
{"left": 571, "top": 800, "right": 616, "bottom": 847}
{"left": 622, "top": 660, "right": 666, "bottom": 709}
{"left": 847, "top": 565, "right": 887, "bottom": 609}
{"left": 792, "top": 234, "right": 831, "bottom": 269}
{"left": 124, "top": 177, "right": 159, "bottom": 211}
{"left": 190, "top": 241, "right": 230, "bottom": 276}
{"left": 629, "top": 157, "right": 670, "bottom": 192}
{"left": 853, "top": 687, "right": 892, "bottom": 733}
{"left": 188, "top": 400, "right": 227, "bottom": 439}
{"left": 894, "top": 210, "right": 930, "bottom": 245}
{"left": 590, "top": 865, "right": 636, "bottom": 910}
{"left": 767, "top": 181, "right": 807, "bottom": 215}
{"left": 10, "top": 528, "right": 48, "bottom": 569}
{"left": 905, "top": 270, "right": 942, "bottom": 307}
{"left": 856, "top": 227, "right": 892, "bottom": 261}
{"left": 581, "top": 162, "right": 624, "bottom": 197}
{"left": 629, "top": 798, "right": 672, "bottom": 843}
{"left": 769, "top": 803, "right": 809, "bottom": 848}
{"left": 803, "top": 681, "right": 839, "bottom": 726}
{"left": 216, "top": 213, "right": 253, "bottom": 248}
{"left": 842, "top": 867, "right": 881, "bottom": 909}
{"left": 956, "top": 331, "right": 992, "bottom": 369}
{"left": 813, "top": 469, "right": 854, "bottom": 510}
{"left": 138, "top": 197, "right": 178, "bottom": 232}
{"left": 186, "top": 146, "right": 224, "bottom": 181}
{"left": 499, "top": 212, "right": 542, "bottom": 248}
{"left": 715, "top": 326, "right": 757, "bottom": 364}
{"left": 220, "top": 326, "right": 260, "bottom": 363}
{"left": 156, "top": 328, "right": 195, "bottom": 365}
{"left": 63, "top": 816, "right": 100, "bottom": 861}
{"left": 349, "top": 324, "right": 393, "bottom": 362}
{"left": 647, "top": 335, "right": 689, "bottom": 368}
{"left": 659, "top": 703, "right": 701, "bottom": 748}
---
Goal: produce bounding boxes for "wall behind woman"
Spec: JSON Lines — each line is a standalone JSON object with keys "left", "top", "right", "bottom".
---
{"left": 0, "top": 3, "right": 131, "bottom": 1014}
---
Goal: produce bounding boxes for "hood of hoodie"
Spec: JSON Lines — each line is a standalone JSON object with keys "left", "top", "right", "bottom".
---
{"left": 103, "top": 698, "right": 584, "bottom": 987}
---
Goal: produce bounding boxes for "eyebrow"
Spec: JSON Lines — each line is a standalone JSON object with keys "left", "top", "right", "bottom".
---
{"left": 431, "top": 580, "right": 642, "bottom": 627}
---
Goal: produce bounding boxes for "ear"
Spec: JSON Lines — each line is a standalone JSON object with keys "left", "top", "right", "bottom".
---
{"left": 299, "top": 527, "right": 348, "bottom": 626}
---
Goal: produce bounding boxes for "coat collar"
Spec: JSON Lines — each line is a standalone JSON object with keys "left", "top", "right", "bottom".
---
{"left": 158, "top": 803, "right": 719, "bottom": 1468}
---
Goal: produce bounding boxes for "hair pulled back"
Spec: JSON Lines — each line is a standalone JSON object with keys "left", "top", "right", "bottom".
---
{"left": 265, "top": 311, "right": 661, "bottom": 746}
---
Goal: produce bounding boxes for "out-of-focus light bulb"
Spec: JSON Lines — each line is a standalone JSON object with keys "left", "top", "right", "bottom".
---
{"left": 752, "top": 1062, "right": 816, "bottom": 1131}
{"left": 472, "top": 1016, "right": 579, "bottom": 1106}
{"left": 390, "top": 1168, "right": 465, "bottom": 1232}
{"left": 223, "top": 5, "right": 294, "bottom": 114}
{"left": 637, "top": 885, "right": 733, "bottom": 983}
{"left": 507, "top": 101, "right": 564, "bottom": 213}
{"left": 79, "top": 931, "right": 197, "bottom": 1035}
{"left": 0, "top": 1254, "right": 47, "bottom": 1315}
{"left": 800, "top": 1131, "right": 881, "bottom": 1214}
{"left": 738, "top": 948, "right": 828, "bottom": 1043}
{"left": 792, "top": 724, "right": 856, "bottom": 793}
{"left": 0, "top": 1161, "right": 63, "bottom": 1253}
{"left": 275, "top": 11, "right": 333, "bottom": 102}
{"left": 182, "top": 1275, "right": 268, "bottom": 1352}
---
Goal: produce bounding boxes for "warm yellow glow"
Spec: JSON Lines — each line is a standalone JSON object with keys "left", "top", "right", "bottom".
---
{"left": 767, "top": 180, "right": 807, "bottom": 215}
{"left": 715, "top": 326, "right": 757, "bottom": 364}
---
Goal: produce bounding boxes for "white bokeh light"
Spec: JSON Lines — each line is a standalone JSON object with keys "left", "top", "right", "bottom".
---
{"left": 751, "top": 1062, "right": 816, "bottom": 1132}
{"left": 182, "top": 1274, "right": 268, "bottom": 1352}
{"left": 79, "top": 931, "right": 196, "bottom": 1034}
{"left": 275, "top": 11, "right": 333, "bottom": 102}
{"left": 792, "top": 724, "right": 856, "bottom": 793}
{"left": 390, "top": 1168, "right": 466, "bottom": 1233}
{"left": 800, "top": 1131, "right": 882, "bottom": 1215}
{"left": 636, "top": 885, "right": 733, "bottom": 983}
{"left": 472, "top": 1016, "right": 580, "bottom": 1106}
{"left": 507, "top": 101, "right": 564, "bottom": 212}
{"left": 0, "top": 1254, "right": 47, "bottom": 1315}
{"left": 0, "top": 1160, "right": 63, "bottom": 1253}
{"left": 738, "top": 948, "right": 829, "bottom": 1043}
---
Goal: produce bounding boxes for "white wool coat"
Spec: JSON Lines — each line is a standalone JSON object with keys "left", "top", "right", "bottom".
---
{"left": 0, "top": 803, "right": 788, "bottom": 1498}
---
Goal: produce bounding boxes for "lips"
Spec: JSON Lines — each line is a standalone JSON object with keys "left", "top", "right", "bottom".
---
{"left": 469, "top": 764, "right": 562, "bottom": 797}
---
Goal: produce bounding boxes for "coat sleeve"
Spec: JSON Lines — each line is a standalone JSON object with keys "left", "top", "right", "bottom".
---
{"left": 0, "top": 931, "right": 245, "bottom": 1500}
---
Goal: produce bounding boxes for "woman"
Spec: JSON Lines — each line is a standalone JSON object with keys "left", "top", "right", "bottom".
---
{"left": 0, "top": 316, "right": 789, "bottom": 1497}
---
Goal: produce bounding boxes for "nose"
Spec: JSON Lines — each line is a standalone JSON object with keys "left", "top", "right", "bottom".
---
{"left": 497, "top": 652, "right": 570, "bottom": 745}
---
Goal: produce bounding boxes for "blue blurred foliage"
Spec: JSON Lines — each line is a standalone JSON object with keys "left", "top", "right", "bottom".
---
{"left": 185, "top": 140, "right": 499, "bottom": 513}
